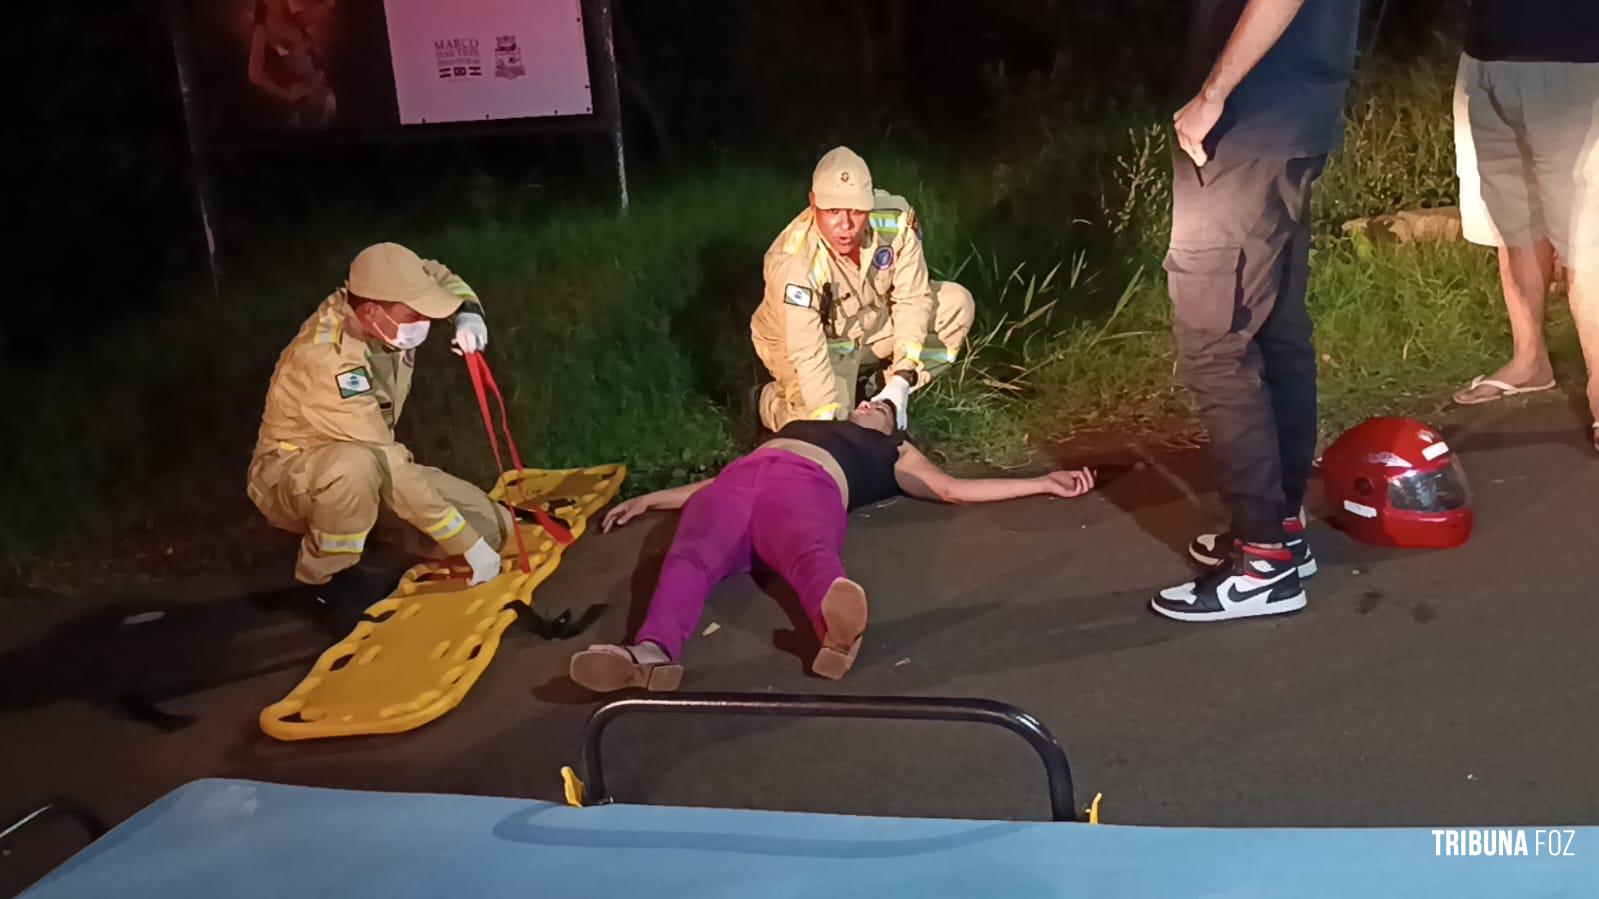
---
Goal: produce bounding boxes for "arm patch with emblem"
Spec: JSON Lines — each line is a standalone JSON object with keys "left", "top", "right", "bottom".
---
{"left": 784, "top": 284, "right": 814, "bottom": 308}
{"left": 336, "top": 366, "right": 374, "bottom": 399}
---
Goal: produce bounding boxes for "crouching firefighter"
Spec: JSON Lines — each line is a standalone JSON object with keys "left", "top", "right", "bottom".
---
{"left": 751, "top": 147, "right": 976, "bottom": 431}
{"left": 247, "top": 242, "right": 512, "bottom": 598}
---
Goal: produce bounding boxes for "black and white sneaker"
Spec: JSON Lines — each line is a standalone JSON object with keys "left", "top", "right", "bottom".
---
{"left": 1188, "top": 517, "right": 1318, "bottom": 579}
{"left": 1152, "top": 544, "right": 1307, "bottom": 622}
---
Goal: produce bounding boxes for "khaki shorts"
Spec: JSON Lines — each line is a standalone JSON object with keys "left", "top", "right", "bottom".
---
{"left": 1455, "top": 55, "right": 1599, "bottom": 262}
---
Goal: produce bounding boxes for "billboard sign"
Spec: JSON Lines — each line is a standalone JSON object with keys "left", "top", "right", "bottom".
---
{"left": 384, "top": 0, "right": 593, "bottom": 125}
{"left": 179, "top": 0, "right": 595, "bottom": 135}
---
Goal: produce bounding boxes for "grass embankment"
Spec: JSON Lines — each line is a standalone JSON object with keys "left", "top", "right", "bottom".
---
{"left": 4, "top": 57, "right": 1578, "bottom": 578}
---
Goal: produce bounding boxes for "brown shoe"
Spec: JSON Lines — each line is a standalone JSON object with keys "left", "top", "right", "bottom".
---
{"left": 813, "top": 578, "right": 868, "bottom": 680}
{"left": 569, "top": 643, "right": 684, "bottom": 693}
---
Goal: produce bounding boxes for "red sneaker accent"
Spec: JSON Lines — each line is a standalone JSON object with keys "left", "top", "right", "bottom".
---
{"left": 1241, "top": 543, "right": 1293, "bottom": 563}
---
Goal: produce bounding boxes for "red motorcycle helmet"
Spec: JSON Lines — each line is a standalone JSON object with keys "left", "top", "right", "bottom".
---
{"left": 1321, "top": 417, "right": 1473, "bottom": 548}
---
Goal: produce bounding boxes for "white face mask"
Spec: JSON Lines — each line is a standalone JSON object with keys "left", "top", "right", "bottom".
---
{"left": 389, "top": 320, "right": 431, "bottom": 350}
{"left": 372, "top": 304, "right": 431, "bottom": 349}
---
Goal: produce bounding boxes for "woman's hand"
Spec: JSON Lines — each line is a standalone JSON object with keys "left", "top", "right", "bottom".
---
{"left": 602, "top": 496, "right": 654, "bottom": 533}
{"left": 1039, "top": 468, "right": 1096, "bottom": 498}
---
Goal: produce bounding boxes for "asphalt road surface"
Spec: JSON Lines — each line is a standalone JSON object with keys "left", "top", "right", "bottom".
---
{"left": 3, "top": 395, "right": 1595, "bottom": 894}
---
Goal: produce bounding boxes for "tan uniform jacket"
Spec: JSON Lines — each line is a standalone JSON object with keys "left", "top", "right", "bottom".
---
{"left": 249, "top": 261, "right": 484, "bottom": 555}
{"left": 750, "top": 195, "right": 934, "bottom": 420}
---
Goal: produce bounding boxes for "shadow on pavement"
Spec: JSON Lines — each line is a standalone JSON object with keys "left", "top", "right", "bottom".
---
{"left": 0, "top": 585, "right": 347, "bottom": 731}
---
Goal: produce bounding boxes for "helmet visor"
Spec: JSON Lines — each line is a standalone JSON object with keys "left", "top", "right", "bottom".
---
{"left": 1387, "top": 458, "right": 1470, "bottom": 512}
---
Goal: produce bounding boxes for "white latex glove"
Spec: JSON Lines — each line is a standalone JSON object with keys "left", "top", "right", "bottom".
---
{"left": 451, "top": 312, "right": 488, "bottom": 356}
{"left": 871, "top": 374, "right": 912, "bottom": 430}
{"left": 463, "top": 536, "right": 502, "bottom": 585}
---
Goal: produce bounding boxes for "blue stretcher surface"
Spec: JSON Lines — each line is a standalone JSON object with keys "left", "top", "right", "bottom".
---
{"left": 23, "top": 779, "right": 1595, "bottom": 898}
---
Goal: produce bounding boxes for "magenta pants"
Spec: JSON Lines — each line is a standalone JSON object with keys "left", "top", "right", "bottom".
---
{"left": 635, "top": 449, "right": 849, "bottom": 660}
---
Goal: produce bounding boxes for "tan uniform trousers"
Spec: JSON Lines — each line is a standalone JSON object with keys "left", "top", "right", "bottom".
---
{"left": 757, "top": 280, "right": 976, "bottom": 430}
{"left": 248, "top": 443, "right": 513, "bottom": 585}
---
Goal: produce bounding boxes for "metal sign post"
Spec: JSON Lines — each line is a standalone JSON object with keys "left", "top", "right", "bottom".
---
{"left": 164, "top": 0, "right": 223, "bottom": 302}
{"left": 594, "top": 0, "right": 629, "bottom": 211}
{"left": 162, "top": 0, "right": 635, "bottom": 286}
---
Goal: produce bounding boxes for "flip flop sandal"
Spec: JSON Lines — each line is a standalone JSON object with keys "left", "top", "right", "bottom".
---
{"left": 569, "top": 644, "right": 683, "bottom": 693}
{"left": 813, "top": 578, "right": 868, "bottom": 680}
{"left": 1452, "top": 375, "right": 1557, "bottom": 406}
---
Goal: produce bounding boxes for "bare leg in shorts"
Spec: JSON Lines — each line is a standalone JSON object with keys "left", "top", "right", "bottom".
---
{"left": 1454, "top": 57, "right": 1599, "bottom": 434}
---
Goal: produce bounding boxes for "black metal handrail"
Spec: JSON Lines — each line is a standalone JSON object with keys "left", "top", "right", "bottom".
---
{"left": 579, "top": 692, "right": 1078, "bottom": 822}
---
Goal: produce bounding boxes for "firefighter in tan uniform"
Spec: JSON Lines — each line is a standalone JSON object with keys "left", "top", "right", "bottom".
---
{"left": 247, "top": 242, "right": 511, "bottom": 589}
{"left": 752, "top": 147, "right": 975, "bottom": 431}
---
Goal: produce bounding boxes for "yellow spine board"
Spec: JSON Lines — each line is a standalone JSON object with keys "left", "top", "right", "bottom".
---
{"left": 260, "top": 464, "right": 626, "bottom": 741}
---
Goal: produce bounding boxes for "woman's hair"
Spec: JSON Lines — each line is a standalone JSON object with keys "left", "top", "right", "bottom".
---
{"left": 880, "top": 399, "right": 912, "bottom": 441}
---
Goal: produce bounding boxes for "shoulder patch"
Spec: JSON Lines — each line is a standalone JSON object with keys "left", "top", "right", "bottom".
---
{"left": 784, "top": 283, "right": 814, "bottom": 309}
{"left": 873, "top": 246, "right": 894, "bottom": 270}
{"left": 336, "top": 366, "right": 374, "bottom": 399}
{"left": 869, "top": 210, "right": 903, "bottom": 237}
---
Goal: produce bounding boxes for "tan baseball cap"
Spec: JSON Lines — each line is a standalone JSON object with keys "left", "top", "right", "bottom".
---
{"left": 347, "top": 242, "right": 461, "bottom": 319}
{"left": 811, "top": 147, "right": 874, "bottom": 211}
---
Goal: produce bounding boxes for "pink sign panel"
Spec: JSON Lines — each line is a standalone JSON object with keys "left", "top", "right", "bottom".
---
{"left": 383, "top": 0, "right": 593, "bottom": 124}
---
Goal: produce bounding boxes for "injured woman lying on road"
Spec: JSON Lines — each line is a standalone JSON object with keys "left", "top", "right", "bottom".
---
{"left": 568, "top": 397, "right": 1095, "bottom": 693}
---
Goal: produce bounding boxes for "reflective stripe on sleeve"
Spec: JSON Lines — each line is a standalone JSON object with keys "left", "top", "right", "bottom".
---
{"left": 314, "top": 528, "right": 370, "bottom": 555}
{"left": 808, "top": 247, "right": 831, "bottom": 292}
{"left": 426, "top": 506, "right": 468, "bottom": 541}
